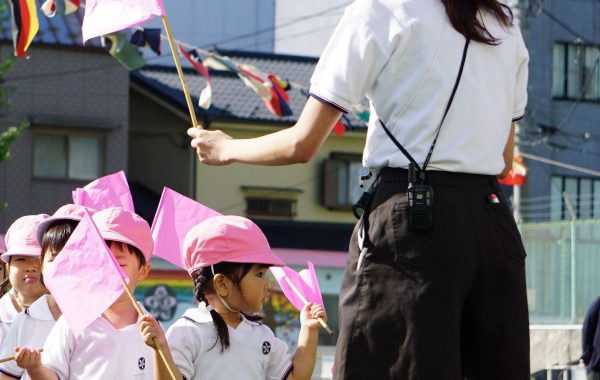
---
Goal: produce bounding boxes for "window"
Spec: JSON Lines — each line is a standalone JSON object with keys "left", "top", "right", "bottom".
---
{"left": 553, "top": 42, "right": 600, "bottom": 100}
{"left": 550, "top": 176, "right": 600, "bottom": 220}
{"left": 241, "top": 187, "right": 301, "bottom": 219}
{"left": 33, "top": 131, "right": 105, "bottom": 180}
{"left": 322, "top": 153, "right": 374, "bottom": 210}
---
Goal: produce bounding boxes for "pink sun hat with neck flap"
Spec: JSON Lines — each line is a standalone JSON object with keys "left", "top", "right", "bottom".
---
{"left": 92, "top": 207, "right": 154, "bottom": 262}
{"left": 36, "top": 204, "right": 98, "bottom": 246}
{"left": 2, "top": 214, "right": 51, "bottom": 263}
{"left": 183, "top": 215, "right": 285, "bottom": 275}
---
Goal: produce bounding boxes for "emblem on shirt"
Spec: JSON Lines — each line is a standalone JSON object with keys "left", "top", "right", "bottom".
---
{"left": 262, "top": 341, "right": 271, "bottom": 355}
{"left": 138, "top": 357, "right": 146, "bottom": 370}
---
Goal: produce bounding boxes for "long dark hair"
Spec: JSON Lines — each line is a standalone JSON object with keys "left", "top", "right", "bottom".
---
{"left": 0, "top": 261, "right": 9, "bottom": 298}
{"left": 441, "top": 0, "right": 513, "bottom": 45}
{"left": 191, "top": 262, "right": 263, "bottom": 352}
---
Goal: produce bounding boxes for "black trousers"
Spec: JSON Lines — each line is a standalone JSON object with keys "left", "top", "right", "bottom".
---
{"left": 333, "top": 168, "right": 530, "bottom": 380}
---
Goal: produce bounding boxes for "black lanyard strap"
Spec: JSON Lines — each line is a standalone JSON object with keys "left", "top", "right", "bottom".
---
{"left": 379, "top": 38, "right": 470, "bottom": 176}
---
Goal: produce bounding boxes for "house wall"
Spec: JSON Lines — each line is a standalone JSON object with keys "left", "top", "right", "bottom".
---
{"left": 0, "top": 43, "right": 130, "bottom": 232}
{"left": 194, "top": 121, "right": 366, "bottom": 223}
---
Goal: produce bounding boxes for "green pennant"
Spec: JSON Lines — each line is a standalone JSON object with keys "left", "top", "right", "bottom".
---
{"left": 101, "top": 32, "right": 146, "bottom": 71}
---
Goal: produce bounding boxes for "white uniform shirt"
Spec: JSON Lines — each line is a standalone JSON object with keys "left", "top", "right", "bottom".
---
{"left": 0, "top": 295, "right": 56, "bottom": 380}
{"left": 166, "top": 303, "right": 292, "bottom": 380}
{"left": 42, "top": 303, "right": 155, "bottom": 380}
{"left": 310, "top": 0, "right": 529, "bottom": 175}
{"left": 0, "top": 290, "right": 18, "bottom": 347}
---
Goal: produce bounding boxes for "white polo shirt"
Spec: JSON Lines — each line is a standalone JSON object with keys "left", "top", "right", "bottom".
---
{"left": 0, "top": 290, "right": 18, "bottom": 347}
{"left": 0, "top": 295, "right": 55, "bottom": 380}
{"left": 310, "top": 0, "right": 529, "bottom": 175}
{"left": 42, "top": 303, "right": 154, "bottom": 380}
{"left": 166, "top": 303, "right": 292, "bottom": 380}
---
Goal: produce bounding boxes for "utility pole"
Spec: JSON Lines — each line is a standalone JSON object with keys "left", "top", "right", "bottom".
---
{"left": 511, "top": 0, "right": 530, "bottom": 222}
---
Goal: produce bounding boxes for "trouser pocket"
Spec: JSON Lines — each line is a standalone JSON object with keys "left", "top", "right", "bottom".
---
{"left": 485, "top": 203, "right": 527, "bottom": 265}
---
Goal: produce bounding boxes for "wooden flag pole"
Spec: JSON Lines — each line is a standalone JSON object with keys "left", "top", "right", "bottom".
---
{"left": 283, "top": 277, "right": 334, "bottom": 336}
{"left": 161, "top": 15, "right": 199, "bottom": 129}
{"left": 0, "top": 349, "right": 43, "bottom": 364}
{"left": 120, "top": 278, "right": 179, "bottom": 380}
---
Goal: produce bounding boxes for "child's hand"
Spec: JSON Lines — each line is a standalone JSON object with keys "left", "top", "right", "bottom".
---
{"left": 139, "top": 315, "right": 167, "bottom": 349}
{"left": 14, "top": 347, "right": 42, "bottom": 370}
{"left": 300, "top": 302, "right": 327, "bottom": 331}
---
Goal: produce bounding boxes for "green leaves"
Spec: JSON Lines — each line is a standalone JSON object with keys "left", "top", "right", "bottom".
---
{"left": 0, "top": 118, "right": 29, "bottom": 163}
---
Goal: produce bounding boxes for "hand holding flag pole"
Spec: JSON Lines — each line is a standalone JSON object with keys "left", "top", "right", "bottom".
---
{"left": 271, "top": 263, "right": 334, "bottom": 336}
{"left": 283, "top": 277, "right": 334, "bottom": 335}
{"left": 0, "top": 349, "right": 43, "bottom": 364}
{"left": 119, "top": 278, "right": 179, "bottom": 380}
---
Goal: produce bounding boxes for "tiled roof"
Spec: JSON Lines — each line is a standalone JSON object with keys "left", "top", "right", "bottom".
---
{"left": 132, "top": 49, "right": 368, "bottom": 130}
{"left": 0, "top": 0, "right": 101, "bottom": 48}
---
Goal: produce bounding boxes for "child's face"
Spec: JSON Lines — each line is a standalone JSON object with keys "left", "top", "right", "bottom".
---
{"left": 8, "top": 255, "right": 46, "bottom": 299}
{"left": 110, "top": 244, "right": 151, "bottom": 296}
{"left": 235, "top": 264, "right": 271, "bottom": 313}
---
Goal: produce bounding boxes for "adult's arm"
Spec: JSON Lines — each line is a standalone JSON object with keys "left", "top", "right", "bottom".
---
{"left": 582, "top": 298, "right": 600, "bottom": 364}
{"left": 188, "top": 97, "right": 343, "bottom": 166}
{"left": 497, "top": 122, "right": 515, "bottom": 179}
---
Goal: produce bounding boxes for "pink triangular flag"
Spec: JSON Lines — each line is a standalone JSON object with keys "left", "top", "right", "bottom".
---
{"left": 0, "top": 234, "right": 6, "bottom": 254}
{"left": 72, "top": 171, "right": 134, "bottom": 212}
{"left": 270, "top": 262, "right": 325, "bottom": 312}
{"left": 151, "top": 188, "right": 220, "bottom": 269}
{"left": 82, "top": 0, "right": 166, "bottom": 44}
{"left": 43, "top": 210, "right": 128, "bottom": 338}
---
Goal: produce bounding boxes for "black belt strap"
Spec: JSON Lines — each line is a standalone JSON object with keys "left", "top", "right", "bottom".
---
{"left": 379, "top": 38, "right": 470, "bottom": 177}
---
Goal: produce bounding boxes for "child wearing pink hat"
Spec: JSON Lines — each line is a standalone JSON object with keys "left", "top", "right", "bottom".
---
{"left": 0, "top": 205, "right": 93, "bottom": 380}
{"left": 21, "top": 207, "right": 156, "bottom": 380}
{"left": 0, "top": 214, "right": 49, "bottom": 348}
{"left": 139, "top": 215, "right": 327, "bottom": 380}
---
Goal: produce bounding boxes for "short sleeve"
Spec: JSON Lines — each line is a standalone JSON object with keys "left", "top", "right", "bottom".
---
{"left": 265, "top": 337, "right": 292, "bottom": 380}
{"left": 512, "top": 28, "right": 529, "bottom": 122}
{"left": 0, "top": 316, "right": 23, "bottom": 378}
{"left": 309, "top": 4, "right": 395, "bottom": 113}
{"left": 165, "top": 320, "right": 199, "bottom": 380}
{"left": 41, "top": 317, "right": 74, "bottom": 380}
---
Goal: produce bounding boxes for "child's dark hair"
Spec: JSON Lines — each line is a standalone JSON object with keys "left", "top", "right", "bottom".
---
{"left": 0, "top": 261, "right": 9, "bottom": 298}
{"left": 191, "top": 262, "right": 263, "bottom": 352}
{"left": 106, "top": 241, "right": 146, "bottom": 268}
{"left": 39, "top": 220, "right": 80, "bottom": 287}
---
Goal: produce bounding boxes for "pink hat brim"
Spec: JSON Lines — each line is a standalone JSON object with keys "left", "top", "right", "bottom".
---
{"left": 100, "top": 230, "right": 152, "bottom": 262}
{"left": 1, "top": 246, "right": 43, "bottom": 263}
{"left": 186, "top": 249, "right": 285, "bottom": 275}
{"left": 36, "top": 216, "right": 82, "bottom": 247}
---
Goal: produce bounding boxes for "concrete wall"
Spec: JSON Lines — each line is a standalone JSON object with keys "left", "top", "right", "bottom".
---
{"left": 530, "top": 326, "right": 582, "bottom": 373}
{"left": 0, "top": 43, "right": 130, "bottom": 232}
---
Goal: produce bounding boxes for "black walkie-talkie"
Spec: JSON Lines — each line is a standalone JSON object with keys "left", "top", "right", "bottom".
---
{"left": 407, "top": 163, "right": 433, "bottom": 230}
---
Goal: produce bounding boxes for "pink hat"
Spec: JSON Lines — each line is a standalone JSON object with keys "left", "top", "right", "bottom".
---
{"left": 36, "top": 204, "right": 98, "bottom": 246}
{"left": 2, "top": 214, "right": 51, "bottom": 263}
{"left": 183, "top": 215, "right": 284, "bottom": 275}
{"left": 0, "top": 235, "right": 6, "bottom": 254}
{"left": 92, "top": 207, "right": 154, "bottom": 262}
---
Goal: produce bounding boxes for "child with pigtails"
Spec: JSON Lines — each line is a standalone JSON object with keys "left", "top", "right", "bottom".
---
{"left": 140, "top": 215, "right": 327, "bottom": 380}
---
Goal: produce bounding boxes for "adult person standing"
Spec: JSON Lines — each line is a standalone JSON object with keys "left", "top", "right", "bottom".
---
{"left": 188, "top": 0, "right": 529, "bottom": 378}
{"left": 580, "top": 296, "right": 600, "bottom": 379}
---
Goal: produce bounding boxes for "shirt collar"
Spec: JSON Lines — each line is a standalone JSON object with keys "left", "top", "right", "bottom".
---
{"left": 26, "top": 294, "right": 54, "bottom": 321}
{"left": 182, "top": 302, "right": 261, "bottom": 326}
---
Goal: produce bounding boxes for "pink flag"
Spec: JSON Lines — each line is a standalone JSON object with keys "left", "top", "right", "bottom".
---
{"left": 82, "top": 0, "right": 166, "bottom": 44}
{"left": 0, "top": 234, "right": 6, "bottom": 254}
{"left": 72, "top": 171, "right": 134, "bottom": 212}
{"left": 43, "top": 210, "right": 128, "bottom": 338}
{"left": 270, "top": 262, "right": 325, "bottom": 312}
{"left": 151, "top": 188, "right": 220, "bottom": 268}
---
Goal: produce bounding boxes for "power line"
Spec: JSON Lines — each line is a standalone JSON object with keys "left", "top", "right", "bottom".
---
{"left": 201, "top": 3, "right": 348, "bottom": 49}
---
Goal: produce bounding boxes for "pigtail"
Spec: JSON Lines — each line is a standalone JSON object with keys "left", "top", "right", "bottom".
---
{"left": 0, "top": 276, "right": 10, "bottom": 299}
{"left": 192, "top": 269, "right": 231, "bottom": 352}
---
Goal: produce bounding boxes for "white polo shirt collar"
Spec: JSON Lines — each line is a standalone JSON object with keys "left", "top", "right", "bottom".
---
{"left": 25, "top": 294, "right": 54, "bottom": 321}
{"left": 183, "top": 302, "right": 262, "bottom": 327}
